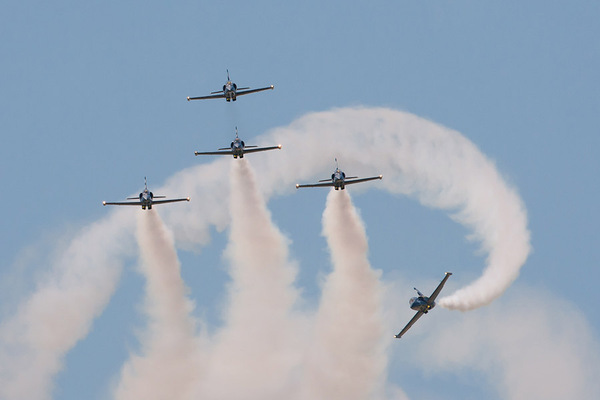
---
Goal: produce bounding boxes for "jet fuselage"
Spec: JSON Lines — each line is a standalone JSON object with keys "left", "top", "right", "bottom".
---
{"left": 231, "top": 137, "right": 245, "bottom": 158}
{"left": 331, "top": 168, "right": 347, "bottom": 190}
{"left": 138, "top": 189, "right": 155, "bottom": 210}
{"left": 224, "top": 81, "right": 237, "bottom": 101}
{"left": 409, "top": 296, "right": 435, "bottom": 313}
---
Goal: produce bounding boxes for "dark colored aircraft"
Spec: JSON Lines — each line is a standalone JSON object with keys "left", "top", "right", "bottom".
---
{"left": 295, "top": 159, "right": 382, "bottom": 190}
{"left": 194, "top": 127, "right": 281, "bottom": 159}
{"left": 187, "top": 70, "right": 274, "bottom": 102}
{"left": 395, "top": 272, "right": 452, "bottom": 339}
{"left": 102, "top": 177, "right": 190, "bottom": 210}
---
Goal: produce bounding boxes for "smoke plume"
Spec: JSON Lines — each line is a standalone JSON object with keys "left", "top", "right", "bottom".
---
{"left": 301, "top": 189, "right": 388, "bottom": 399}
{"left": 0, "top": 107, "right": 541, "bottom": 399}
{"left": 0, "top": 210, "right": 135, "bottom": 400}
{"left": 114, "top": 210, "right": 203, "bottom": 400}
{"left": 193, "top": 159, "right": 303, "bottom": 399}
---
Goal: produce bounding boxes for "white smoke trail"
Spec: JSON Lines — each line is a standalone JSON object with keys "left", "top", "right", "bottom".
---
{"left": 0, "top": 210, "right": 135, "bottom": 400}
{"left": 302, "top": 189, "right": 388, "bottom": 400}
{"left": 0, "top": 107, "right": 534, "bottom": 398}
{"left": 193, "top": 159, "right": 303, "bottom": 399}
{"left": 242, "top": 107, "right": 531, "bottom": 310}
{"left": 114, "top": 210, "right": 203, "bottom": 400}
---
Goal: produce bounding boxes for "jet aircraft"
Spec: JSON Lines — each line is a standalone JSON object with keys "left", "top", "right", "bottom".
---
{"left": 194, "top": 127, "right": 281, "bottom": 159}
{"left": 102, "top": 177, "right": 190, "bottom": 210}
{"left": 295, "top": 159, "right": 382, "bottom": 190}
{"left": 395, "top": 272, "right": 452, "bottom": 339}
{"left": 187, "top": 70, "right": 274, "bottom": 102}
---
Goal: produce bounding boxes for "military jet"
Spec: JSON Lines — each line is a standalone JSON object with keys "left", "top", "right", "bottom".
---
{"left": 395, "top": 272, "right": 452, "bottom": 339}
{"left": 194, "top": 127, "right": 281, "bottom": 159}
{"left": 102, "top": 177, "right": 190, "bottom": 210}
{"left": 187, "top": 70, "right": 274, "bottom": 102}
{"left": 295, "top": 159, "right": 382, "bottom": 190}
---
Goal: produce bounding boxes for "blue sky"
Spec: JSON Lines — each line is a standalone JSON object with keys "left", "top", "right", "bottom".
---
{"left": 1, "top": 1, "right": 599, "bottom": 399}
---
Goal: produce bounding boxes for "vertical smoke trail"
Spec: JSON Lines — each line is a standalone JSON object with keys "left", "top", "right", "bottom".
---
{"left": 114, "top": 210, "right": 203, "bottom": 400}
{"left": 302, "top": 189, "right": 387, "bottom": 400}
{"left": 194, "top": 159, "right": 303, "bottom": 399}
{"left": 0, "top": 210, "right": 135, "bottom": 400}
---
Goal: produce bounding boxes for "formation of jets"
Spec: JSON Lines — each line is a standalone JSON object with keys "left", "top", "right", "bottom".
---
{"left": 102, "top": 177, "right": 189, "bottom": 210}
{"left": 194, "top": 127, "right": 281, "bottom": 159}
{"left": 103, "top": 71, "right": 455, "bottom": 340}
{"left": 395, "top": 272, "right": 452, "bottom": 338}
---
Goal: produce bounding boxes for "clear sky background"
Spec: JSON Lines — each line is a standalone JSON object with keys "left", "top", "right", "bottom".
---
{"left": 1, "top": 1, "right": 599, "bottom": 399}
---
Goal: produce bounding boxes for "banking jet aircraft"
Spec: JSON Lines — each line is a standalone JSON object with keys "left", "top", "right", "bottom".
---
{"left": 395, "top": 272, "right": 452, "bottom": 339}
{"left": 102, "top": 177, "right": 190, "bottom": 210}
{"left": 187, "top": 70, "right": 274, "bottom": 102}
{"left": 194, "top": 128, "right": 282, "bottom": 159}
{"left": 295, "top": 159, "right": 382, "bottom": 190}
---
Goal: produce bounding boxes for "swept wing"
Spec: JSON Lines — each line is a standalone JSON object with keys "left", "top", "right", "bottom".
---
{"left": 395, "top": 310, "right": 425, "bottom": 339}
{"left": 427, "top": 272, "right": 452, "bottom": 305}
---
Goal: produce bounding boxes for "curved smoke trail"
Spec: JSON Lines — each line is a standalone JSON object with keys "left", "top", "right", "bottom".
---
{"left": 162, "top": 107, "right": 530, "bottom": 311}
{"left": 114, "top": 210, "right": 203, "bottom": 400}
{"left": 0, "top": 107, "right": 531, "bottom": 398}
{"left": 302, "top": 189, "right": 387, "bottom": 399}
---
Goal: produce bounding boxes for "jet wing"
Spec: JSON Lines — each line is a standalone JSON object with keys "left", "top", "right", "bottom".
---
{"left": 187, "top": 93, "right": 225, "bottom": 101}
{"left": 395, "top": 310, "right": 425, "bottom": 339}
{"left": 242, "top": 145, "right": 282, "bottom": 154}
{"left": 103, "top": 201, "right": 142, "bottom": 206}
{"left": 150, "top": 198, "right": 190, "bottom": 205}
{"left": 236, "top": 85, "right": 274, "bottom": 96}
{"left": 194, "top": 150, "right": 233, "bottom": 156}
{"left": 103, "top": 198, "right": 189, "bottom": 206}
{"left": 296, "top": 181, "right": 335, "bottom": 189}
{"left": 427, "top": 272, "right": 452, "bottom": 305}
{"left": 344, "top": 175, "right": 383, "bottom": 185}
